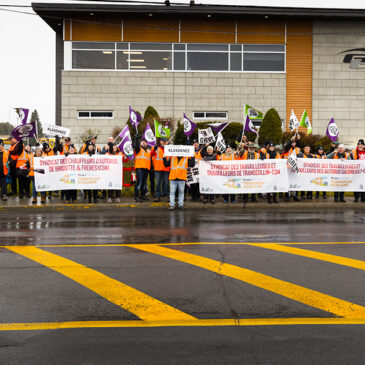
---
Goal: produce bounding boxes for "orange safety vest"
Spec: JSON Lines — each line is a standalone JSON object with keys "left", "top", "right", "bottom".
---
{"left": 259, "top": 147, "right": 267, "bottom": 155}
{"left": 135, "top": 148, "right": 151, "bottom": 170}
{"left": 8, "top": 143, "right": 19, "bottom": 162}
{"left": 282, "top": 147, "right": 301, "bottom": 159}
{"left": 241, "top": 151, "right": 260, "bottom": 160}
{"left": 194, "top": 150, "right": 202, "bottom": 160}
{"left": 80, "top": 144, "right": 101, "bottom": 154}
{"left": 220, "top": 153, "right": 235, "bottom": 160}
{"left": 265, "top": 152, "right": 281, "bottom": 159}
{"left": 333, "top": 152, "right": 350, "bottom": 159}
{"left": 28, "top": 153, "right": 35, "bottom": 177}
{"left": 1, "top": 150, "right": 9, "bottom": 175}
{"left": 169, "top": 156, "right": 189, "bottom": 181}
{"left": 301, "top": 154, "right": 314, "bottom": 158}
{"left": 42, "top": 150, "right": 54, "bottom": 157}
{"left": 316, "top": 154, "right": 326, "bottom": 159}
{"left": 152, "top": 147, "right": 170, "bottom": 172}
{"left": 59, "top": 144, "right": 70, "bottom": 155}
{"left": 16, "top": 150, "right": 29, "bottom": 168}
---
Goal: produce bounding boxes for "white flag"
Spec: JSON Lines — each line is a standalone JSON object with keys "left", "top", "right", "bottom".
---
{"left": 287, "top": 150, "right": 299, "bottom": 173}
{"left": 215, "top": 132, "right": 226, "bottom": 153}
{"left": 288, "top": 110, "right": 299, "bottom": 131}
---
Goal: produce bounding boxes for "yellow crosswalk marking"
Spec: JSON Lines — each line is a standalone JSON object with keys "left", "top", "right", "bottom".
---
{"left": 247, "top": 243, "right": 365, "bottom": 271}
{"left": 130, "top": 244, "right": 365, "bottom": 318}
{"left": 2, "top": 317, "right": 365, "bottom": 331}
{"left": 6, "top": 246, "right": 195, "bottom": 322}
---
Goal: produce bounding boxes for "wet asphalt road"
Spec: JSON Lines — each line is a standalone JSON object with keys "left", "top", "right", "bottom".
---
{"left": 1, "top": 207, "right": 365, "bottom": 364}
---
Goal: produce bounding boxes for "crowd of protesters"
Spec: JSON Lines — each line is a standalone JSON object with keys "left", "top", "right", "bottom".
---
{"left": 1, "top": 132, "right": 365, "bottom": 210}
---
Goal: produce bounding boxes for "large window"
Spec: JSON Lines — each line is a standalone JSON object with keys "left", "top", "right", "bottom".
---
{"left": 70, "top": 42, "right": 285, "bottom": 72}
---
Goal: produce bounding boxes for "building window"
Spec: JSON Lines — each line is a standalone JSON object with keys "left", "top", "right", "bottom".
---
{"left": 78, "top": 111, "right": 114, "bottom": 119}
{"left": 69, "top": 42, "right": 285, "bottom": 72}
{"left": 193, "top": 111, "right": 228, "bottom": 120}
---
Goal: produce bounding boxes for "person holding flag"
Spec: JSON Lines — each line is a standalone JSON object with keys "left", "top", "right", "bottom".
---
{"left": 282, "top": 134, "right": 301, "bottom": 159}
{"left": 163, "top": 147, "right": 195, "bottom": 210}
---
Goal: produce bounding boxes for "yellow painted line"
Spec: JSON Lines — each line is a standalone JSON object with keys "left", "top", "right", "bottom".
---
{"left": 131, "top": 245, "right": 365, "bottom": 318}
{"left": 6, "top": 246, "right": 195, "bottom": 322}
{"left": 1, "top": 317, "right": 365, "bottom": 331}
{"left": 247, "top": 243, "right": 365, "bottom": 271}
{"left": 2, "top": 241, "right": 365, "bottom": 248}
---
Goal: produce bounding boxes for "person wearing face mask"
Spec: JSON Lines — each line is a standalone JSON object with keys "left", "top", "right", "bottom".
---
{"left": 133, "top": 134, "right": 151, "bottom": 202}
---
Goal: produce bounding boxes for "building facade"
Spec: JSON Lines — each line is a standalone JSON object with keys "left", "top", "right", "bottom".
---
{"left": 33, "top": 3, "right": 365, "bottom": 145}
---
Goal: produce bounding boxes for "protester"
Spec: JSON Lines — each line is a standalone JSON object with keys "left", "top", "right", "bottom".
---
{"left": 259, "top": 140, "right": 271, "bottom": 157}
{"left": 102, "top": 136, "right": 115, "bottom": 154}
{"left": 133, "top": 134, "right": 151, "bottom": 202}
{"left": 7, "top": 135, "right": 21, "bottom": 195}
{"left": 28, "top": 148, "right": 46, "bottom": 205}
{"left": 201, "top": 145, "right": 217, "bottom": 204}
{"left": 63, "top": 145, "right": 78, "bottom": 204}
{"left": 351, "top": 139, "right": 365, "bottom": 202}
{"left": 315, "top": 146, "right": 327, "bottom": 200}
{"left": 106, "top": 144, "right": 124, "bottom": 203}
{"left": 80, "top": 136, "right": 101, "bottom": 154}
{"left": 189, "top": 139, "right": 202, "bottom": 202}
{"left": 298, "top": 145, "right": 315, "bottom": 200}
{"left": 282, "top": 134, "right": 301, "bottom": 158}
{"left": 163, "top": 151, "right": 195, "bottom": 210}
{"left": 327, "top": 144, "right": 351, "bottom": 202}
{"left": 54, "top": 136, "right": 73, "bottom": 155}
{"left": 220, "top": 145, "right": 237, "bottom": 203}
{"left": 151, "top": 137, "right": 170, "bottom": 202}
{"left": 146, "top": 144, "right": 155, "bottom": 199}
{"left": 83, "top": 141, "right": 99, "bottom": 203}
{"left": 265, "top": 143, "right": 281, "bottom": 204}
{"left": 0, "top": 139, "right": 9, "bottom": 201}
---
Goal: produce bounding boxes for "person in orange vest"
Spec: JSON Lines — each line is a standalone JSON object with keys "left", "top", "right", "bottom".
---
{"left": 282, "top": 134, "right": 301, "bottom": 158}
{"left": 0, "top": 139, "right": 9, "bottom": 201}
{"left": 13, "top": 140, "right": 30, "bottom": 199}
{"left": 28, "top": 147, "right": 46, "bottom": 205}
{"left": 133, "top": 135, "right": 151, "bottom": 202}
{"left": 220, "top": 145, "right": 237, "bottom": 204}
{"left": 54, "top": 136, "right": 73, "bottom": 155}
{"left": 163, "top": 151, "right": 195, "bottom": 210}
{"left": 351, "top": 139, "right": 365, "bottom": 202}
{"left": 7, "top": 135, "right": 22, "bottom": 195}
{"left": 298, "top": 145, "right": 315, "bottom": 200}
{"left": 150, "top": 137, "right": 170, "bottom": 202}
{"left": 80, "top": 136, "right": 101, "bottom": 154}
{"left": 265, "top": 143, "right": 281, "bottom": 204}
{"left": 259, "top": 140, "right": 271, "bottom": 158}
{"left": 327, "top": 143, "right": 352, "bottom": 202}
{"left": 315, "top": 146, "right": 327, "bottom": 200}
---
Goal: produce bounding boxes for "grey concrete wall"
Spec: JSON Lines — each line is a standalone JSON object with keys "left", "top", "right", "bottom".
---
{"left": 313, "top": 20, "right": 365, "bottom": 146}
{"left": 61, "top": 71, "right": 285, "bottom": 143}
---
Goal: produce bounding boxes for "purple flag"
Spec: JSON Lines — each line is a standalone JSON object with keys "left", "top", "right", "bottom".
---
{"left": 116, "top": 125, "right": 134, "bottom": 160}
{"left": 15, "top": 108, "right": 29, "bottom": 125}
{"left": 129, "top": 106, "right": 141, "bottom": 129}
{"left": 11, "top": 121, "right": 37, "bottom": 141}
{"left": 142, "top": 123, "right": 156, "bottom": 148}
{"left": 183, "top": 113, "right": 197, "bottom": 137}
{"left": 326, "top": 118, "right": 339, "bottom": 142}
{"left": 206, "top": 122, "right": 229, "bottom": 135}
{"left": 244, "top": 115, "right": 258, "bottom": 134}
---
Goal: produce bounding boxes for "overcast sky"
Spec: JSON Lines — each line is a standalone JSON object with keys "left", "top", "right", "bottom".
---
{"left": 1, "top": 0, "right": 365, "bottom": 127}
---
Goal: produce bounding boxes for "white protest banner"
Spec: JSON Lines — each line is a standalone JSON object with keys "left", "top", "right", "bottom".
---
{"left": 44, "top": 124, "right": 71, "bottom": 138}
{"left": 215, "top": 132, "right": 226, "bottom": 153}
{"left": 199, "top": 160, "right": 289, "bottom": 194}
{"left": 34, "top": 155, "right": 123, "bottom": 191}
{"left": 198, "top": 127, "right": 216, "bottom": 145}
{"left": 288, "top": 159, "right": 365, "bottom": 192}
{"left": 187, "top": 159, "right": 200, "bottom": 184}
{"left": 164, "top": 145, "right": 194, "bottom": 157}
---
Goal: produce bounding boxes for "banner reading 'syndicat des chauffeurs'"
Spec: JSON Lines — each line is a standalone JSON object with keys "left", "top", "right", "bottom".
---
{"left": 199, "top": 160, "right": 289, "bottom": 194}
{"left": 34, "top": 155, "right": 123, "bottom": 191}
{"left": 288, "top": 159, "right": 365, "bottom": 192}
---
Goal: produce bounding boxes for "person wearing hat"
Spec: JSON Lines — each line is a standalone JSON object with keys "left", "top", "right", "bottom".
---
{"left": 259, "top": 140, "right": 271, "bottom": 158}
{"left": 237, "top": 142, "right": 260, "bottom": 203}
{"left": 150, "top": 137, "right": 170, "bottom": 202}
{"left": 264, "top": 143, "right": 281, "bottom": 204}
{"left": 80, "top": 136, "right": 101, "bottom": 154}
{"left": 351, "top": 139, "right": 365, "bottom": 202}
{"left": 133, "top": 133, "right": 151, "bottom": 202}
{"left": 0, "top": 139, "right": 9, "bottom": 201}
{"left": 327, "top": 144, "right": 351, "bottom": 202}
{"left": 315, "top": 146, "right": 327, "bottom": 200}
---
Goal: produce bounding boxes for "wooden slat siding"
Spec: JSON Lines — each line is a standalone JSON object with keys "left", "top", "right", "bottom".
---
{"left": 286, "top": 21, "right": 313, "bottom": 131}
{"left": 124, "top": 17, "right": 179, "bottom": 42}
{"left": 237, "top": 19, "right": 285, "bottom": 44}
{"left": 71, "top": 17, "right": 122, "bottom": 42}
{"left": 181, "top": 18, "right": 235, "bottom": 43}
{"left": 64, "top": 19, "right": 71, "bottom": 41}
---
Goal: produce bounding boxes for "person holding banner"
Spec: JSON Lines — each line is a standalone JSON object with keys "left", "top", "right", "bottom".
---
{"left": 298, "top": 145, "right": 315, "bottom": 200}
{"left": 63, "top": 145, "right": 78, "bottom": 204}
{"left": 151, "top": 138, "right": 170, "bottom": 202}
{"left": 133, "top": 135, "right": 151, "bottom": 202}
{"left": 265, "top": 143, "right": 281, "bottom": 204}
{"left": 54, "top": 136, "right": 73, "bottom": 155}
{"left": 315, "top": 146, "right": 327, "bottom": 200}
{"left": 201, "top": 145, "right": 218, "bottom": 204}
{"left": 28, "top": 148, "right": 46, "bottom": 205}
{"left": 0, "top": 139, "right": 9, "bottom": 201}
{"left": 327, "top": 144, "right": 351, "bottom": 202}
{"left": 102, "top": 137, "right": 115, "bottom": 154}
{"left": 106, "top": 143, "right": 124, "bottom": 203}
{"left": 83, "top": 142, "right": 99, "bottom": 204}
{"left": 220, "top": 145, "right": 237, "bottom": 204}
{"left": 163, "top": 151, "right": 195, "bottom": 210}
{"left": 351, "top": 139, "right": 365, "bottom": 202}
{"left": 80, "top": 136, "right": 101, "bottom": 154}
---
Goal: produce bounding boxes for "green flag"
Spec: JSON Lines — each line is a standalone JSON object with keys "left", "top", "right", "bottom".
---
{"left": 244, "top": 104, "right": 263, "bottom": 120}
{"left": 299, "top": 110, "right": 312, "bottom": 135}
{"left": 154, "top": 120, "right": 170, "bottom": 138}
